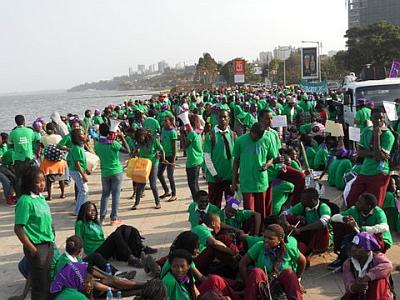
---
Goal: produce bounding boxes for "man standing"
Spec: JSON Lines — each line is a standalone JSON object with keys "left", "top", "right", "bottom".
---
{"left": 232, "top": 123, "right": 273, "bottom": 219}
{"left": 346, "top": 108, "right": 394, "bottom": 208}
{"left": 204, "top": 110, "right": 235, "bottom": 208}
{"left": 9, "top": 115, "right": 39, "bottom": 197}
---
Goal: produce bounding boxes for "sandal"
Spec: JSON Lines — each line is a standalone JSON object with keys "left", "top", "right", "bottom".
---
{"left": 167, "top": 196, "right": 177, "bottom": 202}
{"left": 159, "top": 192, "right": 171, "bottom": 199}
{"left": 131, "top": 205, "right": 138, "bottom": 210}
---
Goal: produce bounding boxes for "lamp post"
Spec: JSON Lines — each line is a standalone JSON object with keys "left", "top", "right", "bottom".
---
{"left": 301, "top": 41, "right": 322, "bottom": 82}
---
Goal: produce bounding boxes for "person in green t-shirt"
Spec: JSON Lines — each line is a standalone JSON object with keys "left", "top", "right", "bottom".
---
{"left": 68, "top": 129, "right": 89, "bottom": 216}
{"left": 143, "top": 110, "right": 161, "bottom": 136}
{"left": 346, "top": 109, "right": 395, "bottom": 208}
{"left": 283, "top": 188, "right": 332, "bottom": 256}
{"left": 187, "top": 190, "right": 220, "bottom": 228}
{"left": 92, "top": 109, "right": 103, "bottom": 126}
{"left": 14, "top": 165, "right": 55, "bottom": 300}
{"left": 328, "top": 193, "right": 393, "bottom": 270}
{"left": 158, "top": 116, "right": 178, "bottom": 202}
{"left": 132, "top": 128, "right": 165, "bottom": 210}
{"left": 82, "top": 110, "right": 94, "bottom": 134}
{"left": 184, "top": 116, "right": 204, "bottom": 201}
{"left": 238, "top": 224, "right": 304, "bottom": 299}
{"left": 382, "top": 177, "right": 400, "bottom": 233}
{"left": 354, "top": 99, "right": 371, "bottom": 130}
{"left": 9, "top": 115, "right": 40, "bottom": 196}
{"left": 232, "top": 123, "right": 273, "bottom": 220}
{"left": 95, "top": 124, "right": 130, "bottom": 225}
{"left": 203, "top": 109, "right": 235, "bottom": 208}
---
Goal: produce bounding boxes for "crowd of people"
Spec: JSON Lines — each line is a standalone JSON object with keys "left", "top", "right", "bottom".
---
{"left": 7, "top": 86, "right": 399, "bottom": 299}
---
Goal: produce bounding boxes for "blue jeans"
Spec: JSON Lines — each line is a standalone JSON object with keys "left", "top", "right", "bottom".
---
{"left": 135, "top": 162, "right": 160, "bottom": 206}
{"left": 100, "top": 172, "right": 123, "bottom": 221}
{"left": 0, "top": 171, "right": 12, "bottom": 196}
{"left": 70, "top": 170, "right": 88, "bottom": 215}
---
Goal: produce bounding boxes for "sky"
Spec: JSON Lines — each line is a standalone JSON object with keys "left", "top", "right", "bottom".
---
{"left": 0, "top": 0, "right": 348, "bottom": 93}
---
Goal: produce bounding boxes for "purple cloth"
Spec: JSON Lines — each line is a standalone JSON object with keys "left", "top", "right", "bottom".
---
{"left": 226, "top": 195, "right": 240, "bottom": 210}
{"left": 50, "top": 262, "right": 89, "bottom": 293}
{"left": 352, "top": 232, "right": 381, "bottom": 252}
{"left": 389, "top": 60, "right": 400, "bottom": 78}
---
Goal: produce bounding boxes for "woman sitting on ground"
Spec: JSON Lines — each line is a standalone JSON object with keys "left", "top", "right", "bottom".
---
{"left": 341, "top": 232, "right": 394, "bottom": 300}
{"left": 75, "top": 201, "right": 156, "bottom": 268}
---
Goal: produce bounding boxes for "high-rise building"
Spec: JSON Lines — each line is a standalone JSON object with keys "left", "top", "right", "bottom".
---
{"left": 128, "top": 67, "right": 134, "bottom": 77}
{"left": 158, "top": 60, "right": 168, "bottom": 73}
{"left": 259, "top": 51, "right": 273, "bottom": 64}
{"left": 348, "top": 0, "right": 400, "bottom": 28}
{"left": 137, "top": 64, "right": 146, "bottom": 73}
{"left": 273, "top": 46, "right": 295, "bottom": 61}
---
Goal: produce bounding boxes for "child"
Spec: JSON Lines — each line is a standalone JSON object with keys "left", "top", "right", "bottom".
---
{"left": 158, "top": 116, "right": 178, "bottom": 202}
{"left": 382, "top": 176, "right": 400, "bottom": 232}
{"left": 14, "top": 164, "right": 55, "bottom": 299}
{"left": 75, "top": 201, "right": 156, "bottom": 268}
{"left": 341, "top": 232, "right": 394, "bottom": 300}
{"left": 188, "top": 190, "right": 220, "bottom": 228}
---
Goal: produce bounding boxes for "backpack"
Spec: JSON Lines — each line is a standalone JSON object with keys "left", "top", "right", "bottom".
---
{"left": 44, "top": 144, "right": 65, "bottom": 161}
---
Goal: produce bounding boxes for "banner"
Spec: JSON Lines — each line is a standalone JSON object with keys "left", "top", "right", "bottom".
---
{"left": 233, "top": 59, "right": 245, "bottom": 83}
{"left": 299, "top": 80, "right": 328, "bottom": 94}
{"left": 389, "top": 60, "right": 400, "bottom": 78}
{"left": 301, "top": 47, "right": 318, "bottom": 79}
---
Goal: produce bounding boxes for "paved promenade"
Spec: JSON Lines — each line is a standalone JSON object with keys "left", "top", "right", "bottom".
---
{"left": 0, "top": 154, "right": 399, "bottom": 299}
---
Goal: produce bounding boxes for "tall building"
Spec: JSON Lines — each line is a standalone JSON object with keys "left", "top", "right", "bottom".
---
{"left": 137, "top": 64, "right": 146, "bottom": 73}
{"left": 273, "top": 46, "right": 295, "bottom": 61}
{"left": 348, "top": 0, "right": 400, "bottom": 28}
{"left": 259, "top": 51, "right": 273, "bottom": 64}
{"left": 158, "top": 60, "right": 168, "bottom": 73}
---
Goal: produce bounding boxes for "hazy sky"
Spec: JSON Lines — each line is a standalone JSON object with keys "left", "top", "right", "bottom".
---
{"left": 0, "top": 0, "right": 348, "bottom": 93}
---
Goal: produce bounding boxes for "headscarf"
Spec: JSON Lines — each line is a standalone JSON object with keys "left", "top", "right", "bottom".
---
{"left": 50, "top": 111, "right": 68, "bottom": 137}
{"left": 352, "top": 232, "right": 381, "bottom": 252}
{"left": 50, "top": 262, "right": 89, "bottom": 293}
{"left": 226, "top": 196, "right": 240, "bottom": 210}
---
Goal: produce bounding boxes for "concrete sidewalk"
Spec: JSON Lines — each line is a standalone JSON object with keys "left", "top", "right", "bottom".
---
{"left": 0, "top": 156, "right": 399, "bottom": 299}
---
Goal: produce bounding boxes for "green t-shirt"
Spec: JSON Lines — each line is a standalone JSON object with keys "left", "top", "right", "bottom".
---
{"left": 74, "top": 220, "right": 104, "bottom": 255}
{"left": 161, "top": 260, "right": 196, "bottom": 279}
{"left": 243, "top": 113, "right": 257, "bottom": 129}
{"left": 32, "top": 131, "right": 41, "bottom": 157}
{"left": 55, "top": 288, "right": 88, "bottom": 300}
{"left": 340, "top": 206, "right": 393, "bottom": 246}
{"left": 359, "top": 127, "right": 394, "bottom": 175}
{"left": 272, "top": 180, "right": 295, "bottom": 215}
{"left": 203, "top": 128, "right": 234, "bottom": 182}
{"left": 299, "top": 123, "right": 312, "bottom": 135}
{"left": 162, "top": 271, "right": 192, "bottom": 300}
{"left": 186, "top": 131, "right": 203, "bottom": 168}
{"left": 161, "top": 128, "right": 178, "bottom": 158}
{"left": 335, "top": 159, "right": 353, "bottom": 190}
{"left": 290, "top": 160, "right": 302, "bottom": 171}
{"left": 288, "top": 201, "right": 331, "bottom": 224}
{"left": 355, "top": 107, "right": 371, "bottom": 130}
{"left": 246, "top": 235, "right": 263, "bottom": 249}
{"left": 218, "top": 209, "right": 253, "bottom": 229}
{"left": 2, "top": 149, "right": 14, "bottom": 166}
{"left": 328, "top": 158, "right": 340, "bottom": 186}
{"left": 138, "top": 138, "right": 164, "bottom": 167}
{"left": 58, "top": 134, "right": 72, "bottom": 149}
{"left": 143, "top": 117, "right": 160, "bottom": 135}
{"left": 9, "top": 126, "right": 37, "bottom": 161}
{"left": 157, "top": 110, "right": 174, "bottom": 124}
{"left": 265, "top": 129, "right": 282, "bottom": 181}
{"left": 233, "top": 133, "right": 272, "bottom": 193}
{"left": 92, "top": 115, "right": 103, "bottom": 125}
{"left": 55, "top": 252, "right": 83, "bottom": 274}
{"left": 314, "top": 146, "right": 328, "bottom": 170}
{"left": 0, "top": 143, "right": 8, "bottom": 158}
{"left": 94, "top": 140, "right": 123, "bottom": 177}
{"left": 298, "top": 100, "right": 314, "bottom": 114}
{"left": 67, "top": 145, "right": 87, "bottom": 172}
{"left": 15, "top": 194, "right": 54, "bottom": 244}
{"left": 305, "top": 147, "right": 317, "bottom": 169}
{"left": 191, "top": 224, "right": 213, "bottom": 253}
{"left": 50, "top": 246, "right": 61, "bottom": 279}
{"left": 187, "top": 202, "right": 220, "bottom": 228}
{"left": 83, "top": 117, "right": 93, "bottom": 129}
{"left": 247, "top": 240, "right": 298, "bottom": 274}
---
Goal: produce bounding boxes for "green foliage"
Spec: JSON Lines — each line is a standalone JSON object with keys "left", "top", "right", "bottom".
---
{"left": 196, "top": 53, "right": 219, "bottom": 84}
{"left": 341, "top": 21, "right": 400, "bottom": 74}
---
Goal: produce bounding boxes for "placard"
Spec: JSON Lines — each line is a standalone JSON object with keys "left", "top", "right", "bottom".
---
{"left": 301, "top": 47, "right": 318, "bottom": 79}
{"left": 325, "top": 120, "right": 336, "bottom": 133}
{"left": 349, "top": 126, "right": 360, "bottom": 142}
{"left": 325, "top": 120, "right": 344, "bottom": 137}
{"left": 383, "top": 101, "right": 398, "bottom": 121}
{"left": 272, "top": 115, "right": 287, "bottom": 128}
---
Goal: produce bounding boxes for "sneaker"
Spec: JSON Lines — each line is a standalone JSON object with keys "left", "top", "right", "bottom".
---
{"left": 167, "top": 196, "right": 177, "bottom": 202}
{"left": 110, "top": 219, "right": 123, "bottom": 226}
{"left": 143, "top": 246, "right": 158, "bottom": 255}
{"left": 128, "top": 256, "right": 143, "bottom": 268}
{"left": 117, "top": 270, "right": 136, "bottom": 280}
{"left": 160, "top": 192, "right": 171, "bottom": 199}
{"left": 155, "top": 204, "right": 161, "bottom": 209}
{"left": 327, "top": 258, "right": 344, "bottom": 270}
{"left": 131, "top": 205, "right": 138, "bottom": 210}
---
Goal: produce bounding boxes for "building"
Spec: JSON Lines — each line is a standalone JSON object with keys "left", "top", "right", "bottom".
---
{"left": 128, "top": 67, "right": 134, "bottom": 77}
{"left": 348, "top": 0, "right": 400, "bottom": 28}
{"left": 273, "top": 46, "right": 295, "bottom": 61}
{"left": 137, "top": 64, "right": 146, "bottom": 73}
{"left": 158, "top": 60, "right": 169, "bottom": 73}
{"left": 259, "top": 51, "right": 273, "bottom": 64}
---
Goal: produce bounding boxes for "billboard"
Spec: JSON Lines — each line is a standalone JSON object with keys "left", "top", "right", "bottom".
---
{"left": 301, "top": 47, "right": 318, "bottom": 79}
{"left": 233, "top": 59, "right": 245, "bottom": 83}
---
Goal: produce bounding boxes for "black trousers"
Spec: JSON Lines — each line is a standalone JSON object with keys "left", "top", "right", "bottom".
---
{"left": 84, "top": 252, "right": 118, "bottom": 274}
{"left": 186, "top": 166, "right": 200, "bottom": 201}
{"left": 157, "top": 156, "right": 176, "bottom": 196}
{"left": 24, "top": 242, "right": 53, "bottom": 300}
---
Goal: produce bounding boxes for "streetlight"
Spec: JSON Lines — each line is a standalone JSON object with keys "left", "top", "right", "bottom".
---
{"left": 279, "top": 46, "right": 291, "bottom": 86}
{"left": 301, "top": 41, "right": 322, "bottom": 82}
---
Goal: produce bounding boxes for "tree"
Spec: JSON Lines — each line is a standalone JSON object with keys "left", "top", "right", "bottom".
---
{"left": 196, "top": 53, "right": 219, "bottom": 84}
{"left": 343, "top": 21, "right": 400, "bottom": 74}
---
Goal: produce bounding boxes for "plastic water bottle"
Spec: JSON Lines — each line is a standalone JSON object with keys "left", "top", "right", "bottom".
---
{"left": 116, "top": 291, "right": 122, "bottom": 299}
{"left": 106, "top": 287, "right": 113, "bottom": 300}
{"left": 378, "top": 160, "right": 385, "bottom": 172}
{"left": 106, "top": 263, "right": 112, "bottom": 275}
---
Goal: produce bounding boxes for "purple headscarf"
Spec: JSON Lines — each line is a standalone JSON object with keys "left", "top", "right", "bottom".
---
{"left": 226, "top": 196, "right": 240, "bottom": 210}
{"left": 50, "top": 262, "right": 89, "bottom": 293}
{"left": 352, "top": 232, "right": 381, "bottom": 252}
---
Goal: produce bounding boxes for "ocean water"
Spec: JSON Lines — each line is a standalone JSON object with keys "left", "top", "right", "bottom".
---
{"left": 0, "top": 89, "right": 156, "bottom": 133}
